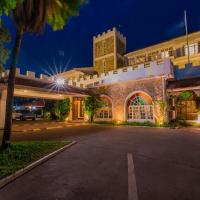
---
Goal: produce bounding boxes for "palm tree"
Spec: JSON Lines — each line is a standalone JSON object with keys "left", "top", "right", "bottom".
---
{"left": 0, "top": 25, "right": 10, "bottom": 72}
{"left": 1, "top": 0, "right": 85, "bottom": 148}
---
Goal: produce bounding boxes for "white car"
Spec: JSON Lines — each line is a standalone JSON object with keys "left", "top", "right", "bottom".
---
{"left": 12, "top": 111, "right": 23, "bottom": 121}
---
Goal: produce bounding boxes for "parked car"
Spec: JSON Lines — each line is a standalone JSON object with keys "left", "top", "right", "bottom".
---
{"left": 20, "top": 110, "right": 36, "bottom": 121}
{"left": 12, "top": 110, "right": 23, "bottom": 121}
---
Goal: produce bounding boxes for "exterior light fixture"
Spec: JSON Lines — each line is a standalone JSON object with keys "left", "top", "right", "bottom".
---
{"left": 55, "top": 78, "right": 65, "bottom": 86}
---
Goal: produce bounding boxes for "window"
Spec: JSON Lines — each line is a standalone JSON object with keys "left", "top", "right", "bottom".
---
{"left": 136, "top": 55, "right": 146, "bottom": 64}
{"left": 103, "top": 41, "right": 106, "bottom": 55}
{"left": 102, "top": 60, "right": 106, "bottom": 73}
{"left": 176, "top": 48, "right": 182, "bottom": 57}
{"left": 96, "top": 97, "right": 112, "bottom": 120}
{"left": 99, "top": 110, "right": 112, "bottom": 119}
{"left": 184, "top": 43, "right": 198, "bottom": 56}
{"left": 147, "top": 51, "right": 159, "bottom": 61}
{"left": 161, "top": 47, "right": 173, "bottom": 58}
{"left": 128, "top": 58, "right": 135, "bottom": 66}
{"left": 127, "top": 94, "right": 153, "bottom": 121}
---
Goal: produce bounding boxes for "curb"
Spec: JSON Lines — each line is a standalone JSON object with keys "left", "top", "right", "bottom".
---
{"left": 92, "top": 123, "right": 172, "bottom": 129}
{"left": 21, "top": 124, "right": 84, "bottom": 133}
{"left": 0, "top": 141, "right": 77, "bottom": 189}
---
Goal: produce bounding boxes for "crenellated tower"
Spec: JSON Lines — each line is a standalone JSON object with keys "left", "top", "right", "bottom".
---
{"left": 93, "top": 27, "right": 126, "bottom": 74}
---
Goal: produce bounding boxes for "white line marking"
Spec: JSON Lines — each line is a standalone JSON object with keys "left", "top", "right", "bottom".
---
{"left": 127, "top": 153, "right": 139, "bottom": 200}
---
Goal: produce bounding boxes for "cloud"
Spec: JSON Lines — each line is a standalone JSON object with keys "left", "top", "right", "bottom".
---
{"left": 166, "top": 21, "right": 185, "bottom": 37}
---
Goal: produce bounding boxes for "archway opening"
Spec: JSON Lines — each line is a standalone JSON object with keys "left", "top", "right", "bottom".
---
{"left": 95, "top": 96, "right": 112, "bottom": 121}
{"left": 127, "top": 92, "right": 153, "bottom": 122}
{"left": 176, "top": 91, "right": 198, "bottom": 120}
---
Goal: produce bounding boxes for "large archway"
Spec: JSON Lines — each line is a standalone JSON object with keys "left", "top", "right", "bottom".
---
{"left": 176, "top": 91, "right": 198, "bottom": 120}
{"left": 125, "top": 91, "right": 154, "bottom": 122}
{"left": 95, "top": 95, "right": 113, "bottom": 121}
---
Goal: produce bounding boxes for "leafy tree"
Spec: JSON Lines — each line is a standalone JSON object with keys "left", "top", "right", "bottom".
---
{"left": 44, "top": 100, "right": 57, "bottom": 120}
{"left": 44, "top": 98, "right": 70, "bottom": 121}
{"left": 0, "top": 0, "right": 23, "bottom": 26}
{"left": 84, "top": 94, "right": 103, "bottom": 123}
{"left": 54, "top": 98, "right": 70, "bottom": 121}
{"left": 0, "top": 25, "right": 10, "bottom": 72}
{"left": 1, "top": 0, "right": 86, "bottom": 148}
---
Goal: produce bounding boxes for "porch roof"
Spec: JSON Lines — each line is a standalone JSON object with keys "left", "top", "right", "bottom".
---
{"left": 167, "top": 76, "right": 200, "bottom": 90}
{"left": 0, "top": 76, "right": 91, "bottom": 96}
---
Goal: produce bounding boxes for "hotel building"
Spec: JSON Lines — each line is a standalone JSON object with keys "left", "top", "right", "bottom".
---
{"left": 0, "top": 28, "right": 200, "bottom": 127}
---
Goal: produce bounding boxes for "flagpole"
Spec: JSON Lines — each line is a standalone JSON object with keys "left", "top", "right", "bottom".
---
{"left": 184, "top": 10, "right": 190, "bottom": 64}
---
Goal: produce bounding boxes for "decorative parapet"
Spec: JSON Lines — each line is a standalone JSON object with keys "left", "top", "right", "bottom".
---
{"left": 68, "top": 58, "right": 173, "bottom": 88}
{"left": 0, "top": 68, "right": 51, "bottom": 82}
{"left": 93, "top": 27, "right": 126, "bottom": 42}
{"left": 174, "top": 63, "right": 200, "bottom": 80}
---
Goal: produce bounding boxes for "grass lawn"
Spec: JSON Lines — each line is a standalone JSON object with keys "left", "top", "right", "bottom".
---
{"left": 0, "top": 141, "right": 70, "bottom": 179}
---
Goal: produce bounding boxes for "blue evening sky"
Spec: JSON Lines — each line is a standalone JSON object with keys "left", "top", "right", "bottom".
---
{"left": 3, "top": 0, "right": 200, "bottom": 76}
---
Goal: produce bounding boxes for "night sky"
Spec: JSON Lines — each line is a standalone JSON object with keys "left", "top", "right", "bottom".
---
{"left": 3, "top": 0, "right": 200, "bottom": 76}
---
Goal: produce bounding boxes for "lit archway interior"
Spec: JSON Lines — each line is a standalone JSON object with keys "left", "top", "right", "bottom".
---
{"left": 127, "top": 92, "right": 153, "bottom": 122}
{"left": 96, "top": 96, "right": 112, "bottom": 120}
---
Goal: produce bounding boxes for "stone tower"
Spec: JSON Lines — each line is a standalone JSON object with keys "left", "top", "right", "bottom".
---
{"left": 93, "top": 27, "right": 126, "bottom": 74}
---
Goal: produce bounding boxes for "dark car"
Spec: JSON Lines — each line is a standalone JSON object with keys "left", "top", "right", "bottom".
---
{"left": 20, "top": 110, "right": 36, "bottom": 121}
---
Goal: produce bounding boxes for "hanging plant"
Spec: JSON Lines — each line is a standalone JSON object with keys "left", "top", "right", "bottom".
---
{"left": 179, "top": 91, "right": 194, "bottom": 101}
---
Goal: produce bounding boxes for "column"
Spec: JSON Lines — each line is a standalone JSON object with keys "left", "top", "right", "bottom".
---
{"left": 68, "top": 96, "right": 73, "bottom": 122}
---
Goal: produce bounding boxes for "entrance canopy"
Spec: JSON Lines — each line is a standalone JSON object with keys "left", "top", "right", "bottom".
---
{"left": 0, "top": 75, "right": 91, "bottom": 100}
{"left": 0, "top": 72, "right": 91, "bottom": 128}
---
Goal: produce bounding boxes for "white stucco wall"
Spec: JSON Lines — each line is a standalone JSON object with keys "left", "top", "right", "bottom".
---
{"left": 68, "top": 58, "right": 173, "bottom": 88}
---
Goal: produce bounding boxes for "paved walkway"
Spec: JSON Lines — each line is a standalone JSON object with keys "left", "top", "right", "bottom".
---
{"left": 1, "top": 126, "right": 200, "bottom": 200}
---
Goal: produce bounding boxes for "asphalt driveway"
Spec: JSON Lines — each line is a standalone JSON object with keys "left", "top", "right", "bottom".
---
{"left": 0, "top": 125, "right": 200, "bottom": 200}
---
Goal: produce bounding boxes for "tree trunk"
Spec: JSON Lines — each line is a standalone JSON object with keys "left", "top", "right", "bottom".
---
{"left": 1, "top": 29, "right": 23, "bottom": 149}
{"left": 90, "top": 114, "right": 94, "bottom": 123}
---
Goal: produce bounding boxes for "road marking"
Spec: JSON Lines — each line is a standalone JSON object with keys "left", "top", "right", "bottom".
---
{"left": 127, "top": 153, "right": 139, "bottom": 200}
{"left": 47, "top": 126, "right": 63, "bottom": 130}
{"left": 33, "top": 128, "right": 41, "bottom": 132}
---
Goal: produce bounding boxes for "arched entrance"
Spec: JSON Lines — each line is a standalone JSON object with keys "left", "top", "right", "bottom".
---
{"left": 126, "top": 92, "right": 154, "bottom": 122}
{"left": 95, "top": 95, "right": 112, "bottom": 121}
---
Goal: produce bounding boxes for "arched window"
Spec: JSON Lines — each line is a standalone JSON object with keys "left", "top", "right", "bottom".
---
{"left": 96, "top": 96, "right": 112, "bottom": 120}
{"left": 127, "top": 93, "right": 153, "bottom": 121}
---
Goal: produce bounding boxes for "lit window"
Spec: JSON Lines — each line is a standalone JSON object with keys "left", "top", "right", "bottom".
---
{"left": 161, "top": 50, "right": 169, "bottom": 58}
{"left": 99, "top": 110, "right": 112, "bottom": 119}
{"left": 103, "top": 41, "right": 106, "bottom": 55}
{"left": 103, "top": 60, "right": 106, "bottom": 73}
{"left": 184, "top": 43, "right": 198, "bottom": 56}
{"left": 128, "top": 95, "right": 153, "bottom": 121}
{"left": 161, "top": 48, "right": 173, "bottom": 58}
{"left": 97, "top": 97, "right": 112, "bottom": 119}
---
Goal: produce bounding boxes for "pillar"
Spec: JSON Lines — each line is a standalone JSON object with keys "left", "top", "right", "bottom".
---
{"left": 0, "top": 89, "right": 7, "bottom": 129}
{"left": 68, "top": 96, "right": 73, "bottom": 122}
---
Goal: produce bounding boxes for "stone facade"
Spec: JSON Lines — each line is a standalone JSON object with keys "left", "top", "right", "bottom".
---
{"left": 93, "top": 28, "right": 126, "bottom": 74}
{"left": 93, "top": 77, "right": 166, "bottom": 123}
